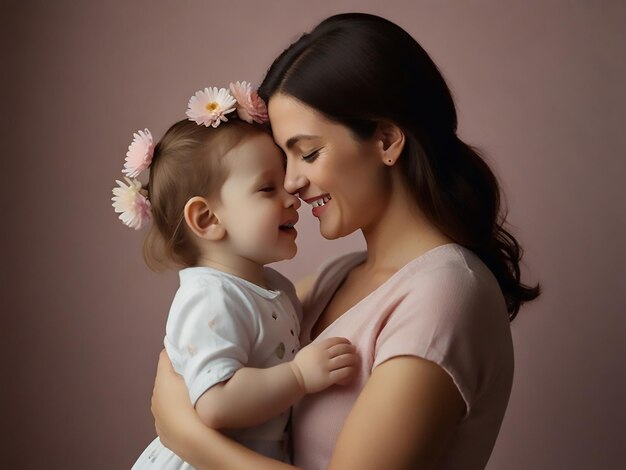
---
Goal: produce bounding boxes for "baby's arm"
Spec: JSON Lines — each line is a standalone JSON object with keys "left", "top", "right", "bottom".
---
{"left": 152, "top": 351, "right": 297, "bottom": 470}
{"left": 170, "top": 280, "right": 357, "bottom": 431}
{"left": 195, "top": 336, "right": 357, "bottom": 429}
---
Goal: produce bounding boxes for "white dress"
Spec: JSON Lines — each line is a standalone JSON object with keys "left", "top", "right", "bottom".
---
{"left": 132, "top": 266, "right": 302, "bottom": 469}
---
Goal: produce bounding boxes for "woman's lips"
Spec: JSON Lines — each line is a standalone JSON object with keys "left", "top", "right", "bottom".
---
{"left": 312, "top": 199, "right": 330, "bottom": 218}
{"left": 303, "top": 194, "right": 332, "bottom": 218}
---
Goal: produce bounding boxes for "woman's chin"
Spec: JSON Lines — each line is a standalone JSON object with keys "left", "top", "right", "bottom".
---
{"left": 319, "top": 223, "right": 355, "bottom": 241}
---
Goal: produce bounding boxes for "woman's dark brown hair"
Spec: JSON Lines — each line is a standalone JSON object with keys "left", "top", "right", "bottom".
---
{"left": 259, "top": 13, "right": 540, "bottom": 319}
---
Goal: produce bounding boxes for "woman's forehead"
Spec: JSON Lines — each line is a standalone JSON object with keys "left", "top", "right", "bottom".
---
{"left": 268, "top": 95, "right": 334, "bottom": 148}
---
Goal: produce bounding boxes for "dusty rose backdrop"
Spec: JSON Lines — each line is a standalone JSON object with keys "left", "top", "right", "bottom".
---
{"left": 3, "top": 1, "right": 625, "bottom": 468}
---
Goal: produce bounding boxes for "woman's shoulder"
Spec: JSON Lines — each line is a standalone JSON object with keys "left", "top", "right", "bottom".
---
{"left": 378, "top": 244, "right": 509, "bottom": 337}
{"left": 374, "top": 245, "right": 513, "bottom": 415}
{"left": 401, "top": 244, "right": 501, "bottom": 299}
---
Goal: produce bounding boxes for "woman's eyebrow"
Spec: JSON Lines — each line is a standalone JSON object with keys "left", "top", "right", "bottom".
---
{"left": 285, "top": 134, "right": 320, "bottom": 149}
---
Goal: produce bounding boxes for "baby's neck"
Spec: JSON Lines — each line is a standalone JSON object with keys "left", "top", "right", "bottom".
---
{"left": 196, "top": 254, "right": 267, "bottom": 289}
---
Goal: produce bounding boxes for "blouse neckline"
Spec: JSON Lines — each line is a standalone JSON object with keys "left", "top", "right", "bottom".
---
{"left": 307, "top": 243, "right": 461, "bottom": 341}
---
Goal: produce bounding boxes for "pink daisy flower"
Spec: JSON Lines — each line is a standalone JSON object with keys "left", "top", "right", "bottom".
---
{"left": 229, "top": 81, "right": 269, "bottom": 124}
{"left": 111, "top": 177, "right": 152, "bottom": 230}
{"left": 122, "top": 129, "right": 154, "bottom": 178}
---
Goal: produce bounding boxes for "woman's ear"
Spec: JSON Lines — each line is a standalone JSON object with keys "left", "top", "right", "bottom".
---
{"left": 376, "top": 120, "right": 405, "bottom": 166}
{"left": 183, "top": 196, "right": 225, "bottom": 241}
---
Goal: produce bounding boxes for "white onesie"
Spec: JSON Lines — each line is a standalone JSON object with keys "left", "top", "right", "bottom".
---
{"left": 133, "top": 266, "right": 302, "bottom": 469}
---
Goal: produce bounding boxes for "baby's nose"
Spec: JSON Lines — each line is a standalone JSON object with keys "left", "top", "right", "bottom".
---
{"left": 285, "top": 191, "right": 301, "bottom": 210}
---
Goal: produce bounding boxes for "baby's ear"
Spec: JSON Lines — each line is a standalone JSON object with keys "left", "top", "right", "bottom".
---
{"left": 183, "top": 196, "right": 225, "bottom": 241}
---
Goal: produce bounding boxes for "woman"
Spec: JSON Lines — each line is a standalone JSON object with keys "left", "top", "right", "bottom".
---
{"left": 150, "top": 13, "right": 540, "bottom": 469}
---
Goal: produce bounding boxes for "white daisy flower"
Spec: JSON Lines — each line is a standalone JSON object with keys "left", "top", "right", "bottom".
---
{"left": 111, "top": 177, "right": 151, "bottom": 230}
{"left": 186, "top": 87, "right": 237, "bottom": 128}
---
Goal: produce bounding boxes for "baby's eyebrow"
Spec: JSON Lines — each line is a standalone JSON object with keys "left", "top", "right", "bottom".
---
{"left": 252, "top": 170, "right": 275, "bottom": 186}
{"left": 285, "top": 134, "right": 320, "bottom": 150}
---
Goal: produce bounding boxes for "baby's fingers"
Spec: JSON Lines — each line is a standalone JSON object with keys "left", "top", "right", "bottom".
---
{"left": 319, "top": 336, "right": 352, "bottom": 349}
{"left": 329, "top": 366, "right": 358, "bottom": 386}
{"left": 329, "top": 351, "right": 359, "bottom": 371}
{"left": 326, "top": 342, "right": 356, "bottom": 358}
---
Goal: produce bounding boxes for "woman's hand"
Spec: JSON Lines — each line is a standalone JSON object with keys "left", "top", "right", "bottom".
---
{"left": 151, "top": 350, "right": 204, "bottom": 457}
{"left": 150, "top": 350, "right": 296, "bottom": 470}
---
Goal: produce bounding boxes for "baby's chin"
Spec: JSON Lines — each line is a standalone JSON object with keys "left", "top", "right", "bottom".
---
{"left": 278, "top": 245, "right": 299, "bottom": 261}
{"left": 261, "top": 247, "right": 298, "bottom": 265}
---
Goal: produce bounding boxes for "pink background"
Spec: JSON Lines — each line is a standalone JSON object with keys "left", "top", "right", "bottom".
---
{"left": 3, "top": 1, "right": 625, "bottom": 468}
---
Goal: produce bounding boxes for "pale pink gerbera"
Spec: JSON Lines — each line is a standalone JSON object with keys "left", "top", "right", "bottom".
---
{"left": 186, "top": 87, "right": 237, "bottom": 128}
{"left": 122, "top": 128, "right": 154, "bottom": 177}
{"left": 229, "top": 81, "right": 269, "bottom": 124}
{"left": 111, "top": 177, "right": 152, "bottom": 230}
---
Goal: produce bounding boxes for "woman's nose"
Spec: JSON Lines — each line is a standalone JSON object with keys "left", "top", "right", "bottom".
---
{"left": 283, "top": 162, "right": 307, "bottom": 195}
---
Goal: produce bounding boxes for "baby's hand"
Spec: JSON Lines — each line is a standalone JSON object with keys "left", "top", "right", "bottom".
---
{"left": 289, "top": 337, "right": 358, "bottom": 394}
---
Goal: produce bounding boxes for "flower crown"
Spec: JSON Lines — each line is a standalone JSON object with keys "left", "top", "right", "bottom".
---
{"left": 111, "top": 82, "right": 269, "bottom": 230}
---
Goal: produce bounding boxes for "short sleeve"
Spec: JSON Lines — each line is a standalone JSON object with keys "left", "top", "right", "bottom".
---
{"left": 165, "top": 281, "right": 259, "bottom": 405}
{"left": 373, "top": 266, "right": 505, "bottom": 418}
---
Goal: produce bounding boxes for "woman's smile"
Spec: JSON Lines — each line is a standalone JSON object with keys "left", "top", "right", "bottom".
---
{"left": 303, "top": 194, "right": 332, "bottom": 217}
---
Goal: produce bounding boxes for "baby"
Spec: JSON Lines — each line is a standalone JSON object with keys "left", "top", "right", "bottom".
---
{"left": 112, "top": 84, "right": 357, "bottom": 468}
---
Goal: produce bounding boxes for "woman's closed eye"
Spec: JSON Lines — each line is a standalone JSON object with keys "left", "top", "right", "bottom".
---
{"left": 259, "top": 186, "right": 276, "bottom": 193}
{"left": 302, "top": 149, "right": 321, "bottom": 162}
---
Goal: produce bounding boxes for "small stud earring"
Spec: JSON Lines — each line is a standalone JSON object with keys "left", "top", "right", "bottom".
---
{"left": 387, "top": 159, "right": 393, "bottom": 164}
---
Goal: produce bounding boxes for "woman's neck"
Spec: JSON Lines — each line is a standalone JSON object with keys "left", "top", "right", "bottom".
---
{"left": 361, "top": 176, "right": 453, "bottom": 272}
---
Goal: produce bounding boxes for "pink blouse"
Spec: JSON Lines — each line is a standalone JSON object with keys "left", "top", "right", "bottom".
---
{"left": 292, "top": 244, "right": 514, "bottom": 469}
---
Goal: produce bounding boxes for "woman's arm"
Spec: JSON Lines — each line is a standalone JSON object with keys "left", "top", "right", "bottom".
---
{"left": 152, "top": 350, "right": 298, "bottom": 470}
{"left": 328, "top": 356, "right": 466, "bottom": 470}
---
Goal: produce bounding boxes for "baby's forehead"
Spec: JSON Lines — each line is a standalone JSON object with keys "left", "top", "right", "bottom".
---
{"left": 222, "top": 137, "right": 286, "bottom": 179}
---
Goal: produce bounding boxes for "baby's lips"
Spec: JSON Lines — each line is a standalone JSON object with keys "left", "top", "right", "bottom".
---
{"left": 280, "top": 212, "right": 299, "bottom": 228}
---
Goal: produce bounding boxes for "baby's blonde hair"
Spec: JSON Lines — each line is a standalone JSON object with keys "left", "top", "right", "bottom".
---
{"left": 143, "top": 119, "right": 266, "bottom": 271}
